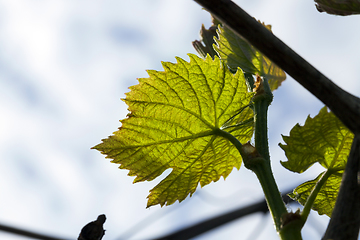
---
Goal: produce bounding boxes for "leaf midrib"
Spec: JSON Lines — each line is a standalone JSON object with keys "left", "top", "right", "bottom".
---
{"left": 114, "top": 128, "right": 219, "bottom": 149}
{"left": 125, "top": 99, "right": 216, "bottom": 129}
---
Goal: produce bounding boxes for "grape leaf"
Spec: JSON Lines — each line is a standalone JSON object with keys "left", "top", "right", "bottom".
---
{"left": 214, "top": 24, "right": 286, "bottom": 91}
{"left": 280, "top": 106, "right": 354, "bottom": 216}
{"left": 93, "top": 54, "right": 254, "bottom": 207}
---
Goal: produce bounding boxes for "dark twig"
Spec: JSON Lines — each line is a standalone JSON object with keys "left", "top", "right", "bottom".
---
{"left": 193, "top": 0, "right": 360, "bottom": 135}
{"left": 0, "top": 223, "right": 69, "bottom": 240}
{"left": 154, "top": 191, "right": 294, "bottom": 240}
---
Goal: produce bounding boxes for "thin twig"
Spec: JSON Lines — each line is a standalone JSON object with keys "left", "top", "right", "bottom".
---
{"left": 0, "top": 223, "right": 70, "bottom": 240}
{"left": 154, "top": 192, "right": 294, "bottom": 240}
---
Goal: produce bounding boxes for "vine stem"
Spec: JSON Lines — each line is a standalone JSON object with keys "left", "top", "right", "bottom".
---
{"left": 250, "top": 77, "right": 288, "bottom": 233}
{"left": 216, "top": 130, "right": 288, "bottom": 234}
{"left": 219, "top": 77, "right": 302, "bottom": 239}
{"left": 250, "top": 159, "right": 287, "bottom": 232}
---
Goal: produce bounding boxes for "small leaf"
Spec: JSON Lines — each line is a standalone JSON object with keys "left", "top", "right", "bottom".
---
{"left": 192, "top": 16, "right": 221, "bottom": 59}
{"left": 214, "top": 23, "right": 286, "bottom": 91}
{"left": 94, "top": 54, "right": 254, "bottom": 207}
{"left": 280, "top": 106, "right": 354, "bottom": 216}
{"left": 315, "top": 0, "right": 360, "bottom": 16}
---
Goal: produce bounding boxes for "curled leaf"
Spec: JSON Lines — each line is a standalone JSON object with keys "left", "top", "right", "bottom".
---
{"left": 315, "top": 0, "right": 360, "bottom": 16}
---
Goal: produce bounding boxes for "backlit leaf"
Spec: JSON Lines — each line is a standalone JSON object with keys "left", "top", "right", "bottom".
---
{"left": 280, "top": 106, "right": 354, "bottom": 216}
{"left": 214, "top": 24, "right": 286, "bottom": 91}
{"left": 94, "top": 54, "right": 254, "bottom": 207}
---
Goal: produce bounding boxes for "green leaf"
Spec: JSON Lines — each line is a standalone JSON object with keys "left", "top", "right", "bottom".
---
{"left": 315, "top": 0, "right": 360, "bottom": 16}
{"left": 280, "top": 106, "right": 354, "bottom": 216}
{"left": 94, "top": 54, "right": 254, "bottom": 207}
{"left": 214, "top": 23, "right": 286, "bottom": 91}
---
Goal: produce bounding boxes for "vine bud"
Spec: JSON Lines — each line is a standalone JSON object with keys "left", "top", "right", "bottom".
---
{"left": 241, "top": 142, "right": 265, "bottom": 170}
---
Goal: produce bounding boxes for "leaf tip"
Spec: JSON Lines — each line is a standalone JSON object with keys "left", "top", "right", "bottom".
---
{"left": 92, "top": 141, "right": 104, "bottom": 151}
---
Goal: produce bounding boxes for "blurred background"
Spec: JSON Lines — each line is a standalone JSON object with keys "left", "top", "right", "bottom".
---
{"left": 0, "top": 0, "right": 359, "bottom": 239}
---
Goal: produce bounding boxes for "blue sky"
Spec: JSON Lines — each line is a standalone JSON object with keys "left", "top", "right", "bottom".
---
{"left": 0, "top": 0, "right": 359, "bottom": 239}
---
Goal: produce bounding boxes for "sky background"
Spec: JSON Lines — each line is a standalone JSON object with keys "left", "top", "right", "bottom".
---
{"left": 0, "top": 0, "right": 359, "bottom": 239}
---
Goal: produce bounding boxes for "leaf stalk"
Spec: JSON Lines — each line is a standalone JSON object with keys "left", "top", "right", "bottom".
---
{"left": 300, "top": 170, "right": 332, "bottom": 224}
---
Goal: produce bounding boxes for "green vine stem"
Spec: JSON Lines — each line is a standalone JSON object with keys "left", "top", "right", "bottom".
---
{"left": 252, "top": 78, "right": 272, "bottom": 162}
{"left": 220, "top": 77, "right": 303, "bottom": 239}
{"left": 251, "top": 77, "right": 287, "bottom": 230}
{"left": 250, "top": 156, "right": 287, "bottom": 231}
{"left": 217, "top": 127, "right": 288, "bottom": 233}
{"left": 240, "top": 76, "right": 299, "bottom": 239}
